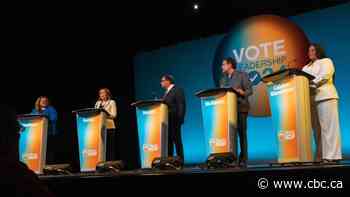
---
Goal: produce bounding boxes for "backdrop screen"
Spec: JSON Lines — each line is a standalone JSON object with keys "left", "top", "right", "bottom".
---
{"left": 134, "top": 3, "right": 350, "bottom": 164}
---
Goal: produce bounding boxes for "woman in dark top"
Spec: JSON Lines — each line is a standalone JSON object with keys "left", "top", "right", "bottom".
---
{"left": 31, "top": 96, "right": 58, "bottom": 135}
{"left": 31, "top": 96, "right": 58, "bottom": 163}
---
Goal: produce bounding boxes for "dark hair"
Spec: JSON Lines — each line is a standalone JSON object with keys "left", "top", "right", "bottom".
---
{"left": 223, "top": 57, "right": 237, "bottom": 69}
{"left": 162, "top": 74, "right": 175, "bottom": 84}
{"left": 309, "top": 43, "right": 327, "bottom": 59}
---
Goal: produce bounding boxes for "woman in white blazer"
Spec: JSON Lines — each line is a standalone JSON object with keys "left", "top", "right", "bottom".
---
{"left": 95, "top": 88, "right": 118, "bottom": 161}
{"left": 302, "top": 44, "right": 342, "bottom": 163}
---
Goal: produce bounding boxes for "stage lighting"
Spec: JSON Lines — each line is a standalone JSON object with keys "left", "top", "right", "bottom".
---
{"left": 152, "top": 156, "right": 183, "bottom": 170}
{"left": 43, "top": 164, "right": 72, "bottom": 175}
{"left": 96, "top": 160, "right": 124, "bottom": 173}
{"left": 193, "top": 3, "right": 199, "bottom": 10}
{"left": 206, "top": 152, "right": 237, "bottom": 169}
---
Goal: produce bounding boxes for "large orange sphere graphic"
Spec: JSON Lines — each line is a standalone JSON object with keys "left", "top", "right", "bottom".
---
{"left": 213, "top": 15, "right": 310, "bottom": 116}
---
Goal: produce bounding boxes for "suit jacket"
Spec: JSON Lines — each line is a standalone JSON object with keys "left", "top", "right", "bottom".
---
{"left": 220, "top": 70, "right": 253, "bottom": 112}
{"left": 302, "top": 58, "right": 339, "bottom": 102}
{"left": 95, "top": 99, "right": 117, "bottom": 129}
{"left": 163, "top": 85, "right": 186, "bottom": 124}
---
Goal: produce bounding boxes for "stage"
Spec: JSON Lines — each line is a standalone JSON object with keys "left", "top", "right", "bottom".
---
{"left": 40, "top": 161, "right": 350, "bottom": 194}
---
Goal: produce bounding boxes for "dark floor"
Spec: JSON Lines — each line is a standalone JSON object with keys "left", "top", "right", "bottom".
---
{"left": 40, "top": 161, "right": 350, "bottom": 194}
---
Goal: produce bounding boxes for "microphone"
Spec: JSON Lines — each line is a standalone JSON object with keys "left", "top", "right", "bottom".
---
{"left": 151, "top": 92, "right": 158, "bottom": 100}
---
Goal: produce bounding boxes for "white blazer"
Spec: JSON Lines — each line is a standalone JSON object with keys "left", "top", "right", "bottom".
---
{"left": 302, "top": 58, "right": 339, "bottom": 102}
{"left": 95, "top": 99, "right": 117, "bottom": 129}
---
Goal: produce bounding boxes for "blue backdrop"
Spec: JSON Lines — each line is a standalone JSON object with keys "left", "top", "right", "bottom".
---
{"left": 134, "top": 3, "right": 350, "bottom": 164}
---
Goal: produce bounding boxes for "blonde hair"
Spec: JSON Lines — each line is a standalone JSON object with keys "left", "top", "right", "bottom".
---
{"left": 35, "top": 96, "right": 50, "bottom": 112}
{"left": 98, "top": 88, "right": 112, "bottom": 101}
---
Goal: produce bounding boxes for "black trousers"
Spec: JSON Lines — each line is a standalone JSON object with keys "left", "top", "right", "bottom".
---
{"left": 168, "top": 119, "right": 184, "bottom": 159}
{"left": 106, "top": 129, "right": 119, "bottom": 161}
{"left": 236, "top": 112, "right": 248, "bottom": 163}
{"left": 46, "top": 135, "right": 57, "bottom": 164}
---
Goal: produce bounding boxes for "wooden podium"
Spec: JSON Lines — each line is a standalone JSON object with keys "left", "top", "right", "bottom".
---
{"left": 17, "top": 114, "right": 48, "bottom": 174}
{"left": 73, "top": 108, "right": 108, "bottom": 172}
{"left": 132, "top": 100, "right": 168, "bottom": 168}
{"left": 196, "top": 88, "right": 238, "bottom": 157}
{"left": 262, "top": 68, "right": 315, "bottom": 163}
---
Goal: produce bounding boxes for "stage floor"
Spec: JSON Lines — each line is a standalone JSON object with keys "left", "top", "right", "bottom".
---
{"left": 39, "top": 161, "right": 350, "bottom": 179}
{"left": 39, "top": 161, "right": 350, "bottom": 194}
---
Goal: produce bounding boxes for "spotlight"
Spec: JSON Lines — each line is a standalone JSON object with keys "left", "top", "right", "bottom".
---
{"left": 96, "top": 160, "right": 124, "bottom": 173}
{"left": 152, "top": 156, "right": 183, "bottom": 170}
{"left": 43, "top": 164, "right": 72, "bottom": 175}
{"left": 206, "top": 152, "right": 237, "bottom": 169}
{"left": 193, "top": 3, "right": 199, "bottom": 10}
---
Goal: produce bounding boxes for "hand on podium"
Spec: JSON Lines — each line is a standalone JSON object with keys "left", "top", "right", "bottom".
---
{"left": 234, "top": 88, "right": 245, "bottom": 96}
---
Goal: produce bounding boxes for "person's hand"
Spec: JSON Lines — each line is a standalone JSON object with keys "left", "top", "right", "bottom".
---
{"left": 310, "top": 84, "right": 317, "bottom": 89}
{"left": 234, "top": 88, "right": 245, "bottom": 96}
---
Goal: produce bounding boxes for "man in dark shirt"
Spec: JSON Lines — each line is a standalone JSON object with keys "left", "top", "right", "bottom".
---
{"left": 219, "top": 57, "right": 253, "bottom": 167}
{"left": 161, "top": 75, "right": 186, "bottom": 160}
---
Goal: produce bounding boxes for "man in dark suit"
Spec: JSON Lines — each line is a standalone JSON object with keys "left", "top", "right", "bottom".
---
{"left": 161, "top": 75, "right": 186, "bottom": 160}
{"left": 219, "top": 57, "right": 253, "bottom": 168}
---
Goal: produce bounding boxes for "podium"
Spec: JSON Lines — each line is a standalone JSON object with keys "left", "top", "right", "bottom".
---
{"left": 195, "top": 88, "right": 238, "bottom": 157}
{"left": 262, "top": 68, "right": 315, "bottom": 163}
{"left": 17, "top": 114, "right": 48, "bottom": 174}
{"left": 73, "top": 108, "right": 108, "bottom": 172}
{"left": 132, "top": 100, "right": 168, "bottom": 168}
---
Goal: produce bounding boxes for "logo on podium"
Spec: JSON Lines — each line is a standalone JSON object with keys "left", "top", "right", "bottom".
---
{"left": 278, "top": 130, "right": 296, "bottom": 141}
{"left": 209, "top": 138, "right": 227, "bottom": 147}
{"left": 143, "top": 144, "right": 159, "bottom": 152}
